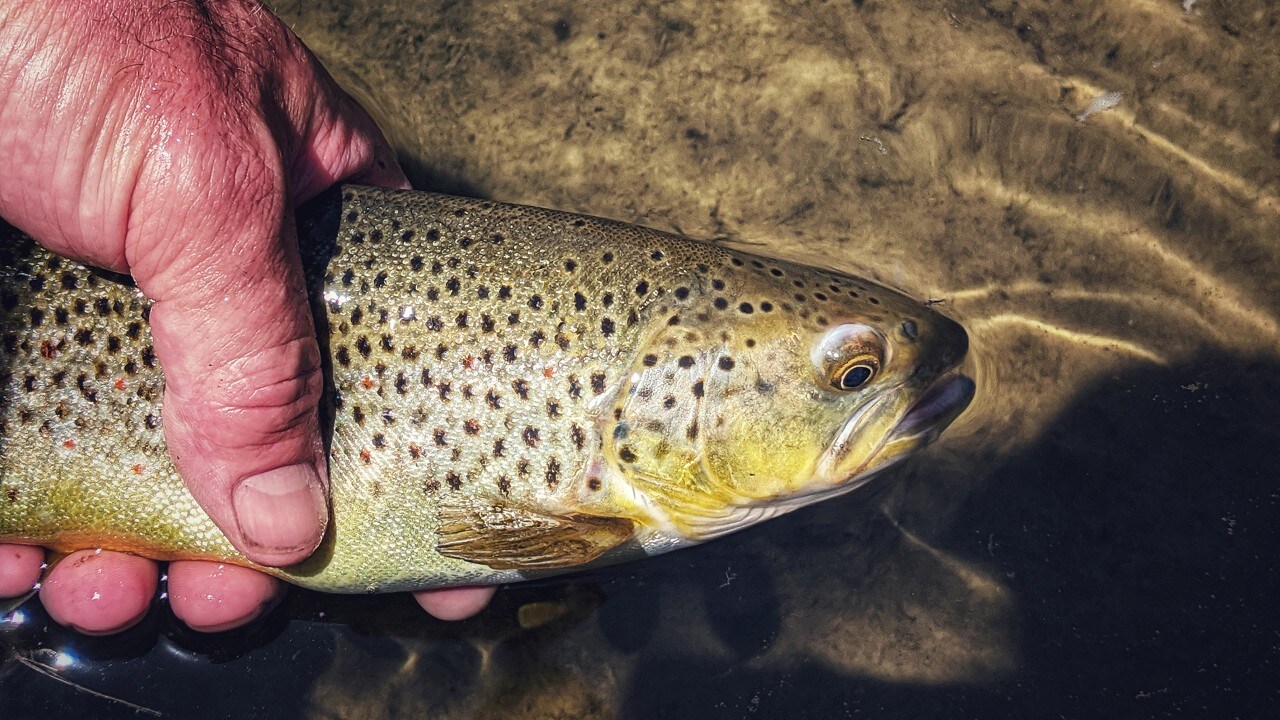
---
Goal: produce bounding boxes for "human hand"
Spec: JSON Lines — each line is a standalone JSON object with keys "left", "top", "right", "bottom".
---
{"left": 0, "top": 0, "right": 494, "bottom": 633}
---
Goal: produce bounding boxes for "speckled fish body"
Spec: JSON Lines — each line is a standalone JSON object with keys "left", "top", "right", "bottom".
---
{"left": 0, "top": 186, "right": 972, "bottom": 593}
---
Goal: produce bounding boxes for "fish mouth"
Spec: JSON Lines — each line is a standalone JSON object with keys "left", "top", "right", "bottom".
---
{"left": 890, "top": 373, "right": 976, "bottom": 443}
{"left": 820, "top": 372, "right": 975, "bottom": 486}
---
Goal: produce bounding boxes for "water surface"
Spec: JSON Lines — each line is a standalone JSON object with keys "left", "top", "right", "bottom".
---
{"left": 4, "top": 1, "right": 1278, "bottom": 717}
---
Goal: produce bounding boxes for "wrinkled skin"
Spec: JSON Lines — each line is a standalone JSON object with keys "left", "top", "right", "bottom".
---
{"left": 0, "top": 0, "right": 493, "bottom": 633}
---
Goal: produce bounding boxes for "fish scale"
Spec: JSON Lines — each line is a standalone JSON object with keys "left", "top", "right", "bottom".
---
{"left": 0, "top": 186, "right": 973, "bottom": 593}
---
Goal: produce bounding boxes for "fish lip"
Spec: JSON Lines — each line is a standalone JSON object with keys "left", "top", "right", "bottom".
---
{"left": 820, "top": 372, "right": 975, "bottom": 485}
{"left": 890, "top": 373, "right": 976, "bottom": 442}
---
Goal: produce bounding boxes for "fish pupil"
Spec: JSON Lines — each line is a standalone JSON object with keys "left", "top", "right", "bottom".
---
{"left": 840, "top": 365, "right": 873, "bottom": 390}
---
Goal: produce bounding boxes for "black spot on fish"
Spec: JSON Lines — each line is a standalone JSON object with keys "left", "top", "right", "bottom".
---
{"left": 663, "top": 395, "right": 677, "bottom": 409}
{"left": 545, "top": 458, "right": 561, "bottom": 487}
{"left": 714, "top": 298, "right": 729, "bottom": 310}
{"left": 141, "top": 346, "right": 156, "bottom": 368}
{"left": 486, "top": 389, "right": 502, "bottom": 409}
{"left": 565, "top": 259, "right": 577, "bottom": 272}
{"left": 739, "top": 302, "right": 754, "bottom": 314}
{"left": 455, "top": 312, "right": 469, "bottom": 328}
{"left": 574, "top": 292, "right": 587, "bottom": 311}
{"left": 523, "top": 426, "right": 541, "bottom": 447}
{"left": 546, "top": 400, "right": 561, "bottom": 418}
{"left": 692, "top": 380, "right": 705, "bottom": 397}
{"left": 618, "top": 446, "right": 637, "bottom": 463}
{"left": 480, "top": 314, "right": 495, "bottom": 332}
{"left": 372, "top": 433, "right": 386, "bottom": 448}
{"left": 718, "top": 356, "right": 736, "bottom": 371}
{"left": 678, "top": 355, "right": 695, "bottom": 369}
{"left": 504, "top": 344, "right": 518, "bottom": 362}
{"left": 518, "top": 459, "right": 531, "bottom": 477}
{"left": 464, "top": 418, "right": 481, "bottom": 435}
{"left": 77, "top": 374, "right": 97, "bottom": 403}
{"left": 635, "top": 280, "right": 649, "bottom": 296}
{"left": 687, "top": 421, "right": 699, "bottom": 440}
{"left": 601, "top": 318, "right": 615, "bottom": 336}
{"left": 512, "top": 378, "right": 530, "bottom": 399}
{"left": 568, "top": 375, "right": 582, "bottom": 398}
{"left": 446, "top": 277, "right": 461, "bottom": 295}
{"left": 493, "top": 439, "right": 506, "bottom": 457}
{"left": 381, "top": 335, "right": 394, "bottom": 352}
{"left": 402, "top": 345, "right": 419, "bottom": 360}
{"left": 591, "top": 372, "right": 606, "bottom": 394}
{"left": 530, "top": 330, "right": 546, "bottom": 347}
{"left": 434, "top": 428, "right": 448, "bottom": 446}
{"left": 374, "top": 271, "right": 388, "bottom": 288}
{"left": 355, "top": 337, "right": 372, "bottom": 358}
{"left": 528, "top": 294, "right": 544, "bottom": 310}
{"left": 438, "top": 382, "right": 452, "bottom": 400}
{"left": 446, "top": 472, "right": 462, "bottom": 490}
{"left": 60, "top": 273, "right": 78, "bottom": 290}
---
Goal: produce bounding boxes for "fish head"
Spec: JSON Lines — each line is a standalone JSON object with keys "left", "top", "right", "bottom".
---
{"left": 607, "top": 255, "right": 973, "bottom": 540}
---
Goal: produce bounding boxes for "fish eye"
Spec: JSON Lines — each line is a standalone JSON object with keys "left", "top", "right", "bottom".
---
{"left": 835, "top": 357, "right": 878, "bottom": 390}
{"left": 811, "top": 323, "right": 886, "bottom": 392}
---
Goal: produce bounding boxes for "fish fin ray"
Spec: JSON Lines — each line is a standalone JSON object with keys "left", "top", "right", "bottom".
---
{"left": 435, "top": 502, "right": 635, "bottom": 570}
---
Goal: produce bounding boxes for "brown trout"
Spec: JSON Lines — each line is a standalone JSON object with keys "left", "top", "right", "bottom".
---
{"left": 0, "top": 186, "right": 972, "bottom": 593}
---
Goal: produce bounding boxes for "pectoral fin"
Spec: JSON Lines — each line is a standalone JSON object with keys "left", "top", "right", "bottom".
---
{"left": 436, "top": 502, "right": 636, "bottom": 570}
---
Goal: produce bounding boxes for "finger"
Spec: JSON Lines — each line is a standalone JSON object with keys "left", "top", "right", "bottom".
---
{"left": 284, "top": 43, "right": 412, "bottom": 199}
{"left": 41, "top": 550, "right": 157, "bottom": 635}
{"left": 0, "top": 544, "right": 43, "bottom": 597}
{"left": 133, "top": 168, "right": 327, "bottom": 568}
{"left": 167, "top": 560, "right": 283, "bottom": 633}
{"left": 412, "top": 586, "right": 497, "bottom": 621}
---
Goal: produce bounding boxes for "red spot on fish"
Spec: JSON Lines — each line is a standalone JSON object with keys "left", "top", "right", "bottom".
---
{"left": 361, "top": 377, "right": 375, "bottom": 389}
{"left": 359, "top": 449, "right": 372, "bottom": 464}
{"left": 463, "top": 356, "right": 476, "bottom": 370}
{"left": 543, "top": 367, "right": 555, "bottom": 378}
{"left": 40, "top": 340, "right": 57, "bottom": 360}
{"left": 131, "top": 464, "right": 143, "bottom": 475}
{"left": 62, "top": 439, "right": 76, "bottom": 450}
{"left": 114, "top": 378, "right": 126, "bottom": 391}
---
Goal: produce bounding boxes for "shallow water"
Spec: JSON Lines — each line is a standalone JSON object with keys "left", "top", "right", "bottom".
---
{"left": 4, "top": 1, "right": 1278, "bottom": 717}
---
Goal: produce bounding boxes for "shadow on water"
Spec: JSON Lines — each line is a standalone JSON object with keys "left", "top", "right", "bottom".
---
{"left": 626, "top": 352, "right": 1280, "bottom": 719}
{"left": 3, "top": 352, "right": 1277, "bottom": 717}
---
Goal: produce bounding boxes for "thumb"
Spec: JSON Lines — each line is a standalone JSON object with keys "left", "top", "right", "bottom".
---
{"left": 135, "top": 175, "right": 327, "bottom": 567}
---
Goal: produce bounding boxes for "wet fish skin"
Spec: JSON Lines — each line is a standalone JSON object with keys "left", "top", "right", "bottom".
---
{"left": 0, "top": 186, "right": 971, "bottom": 593}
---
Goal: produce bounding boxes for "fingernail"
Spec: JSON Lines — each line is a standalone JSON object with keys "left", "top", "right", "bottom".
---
{"left": 233, "top": 465, "right": 327, "bottom": 561}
